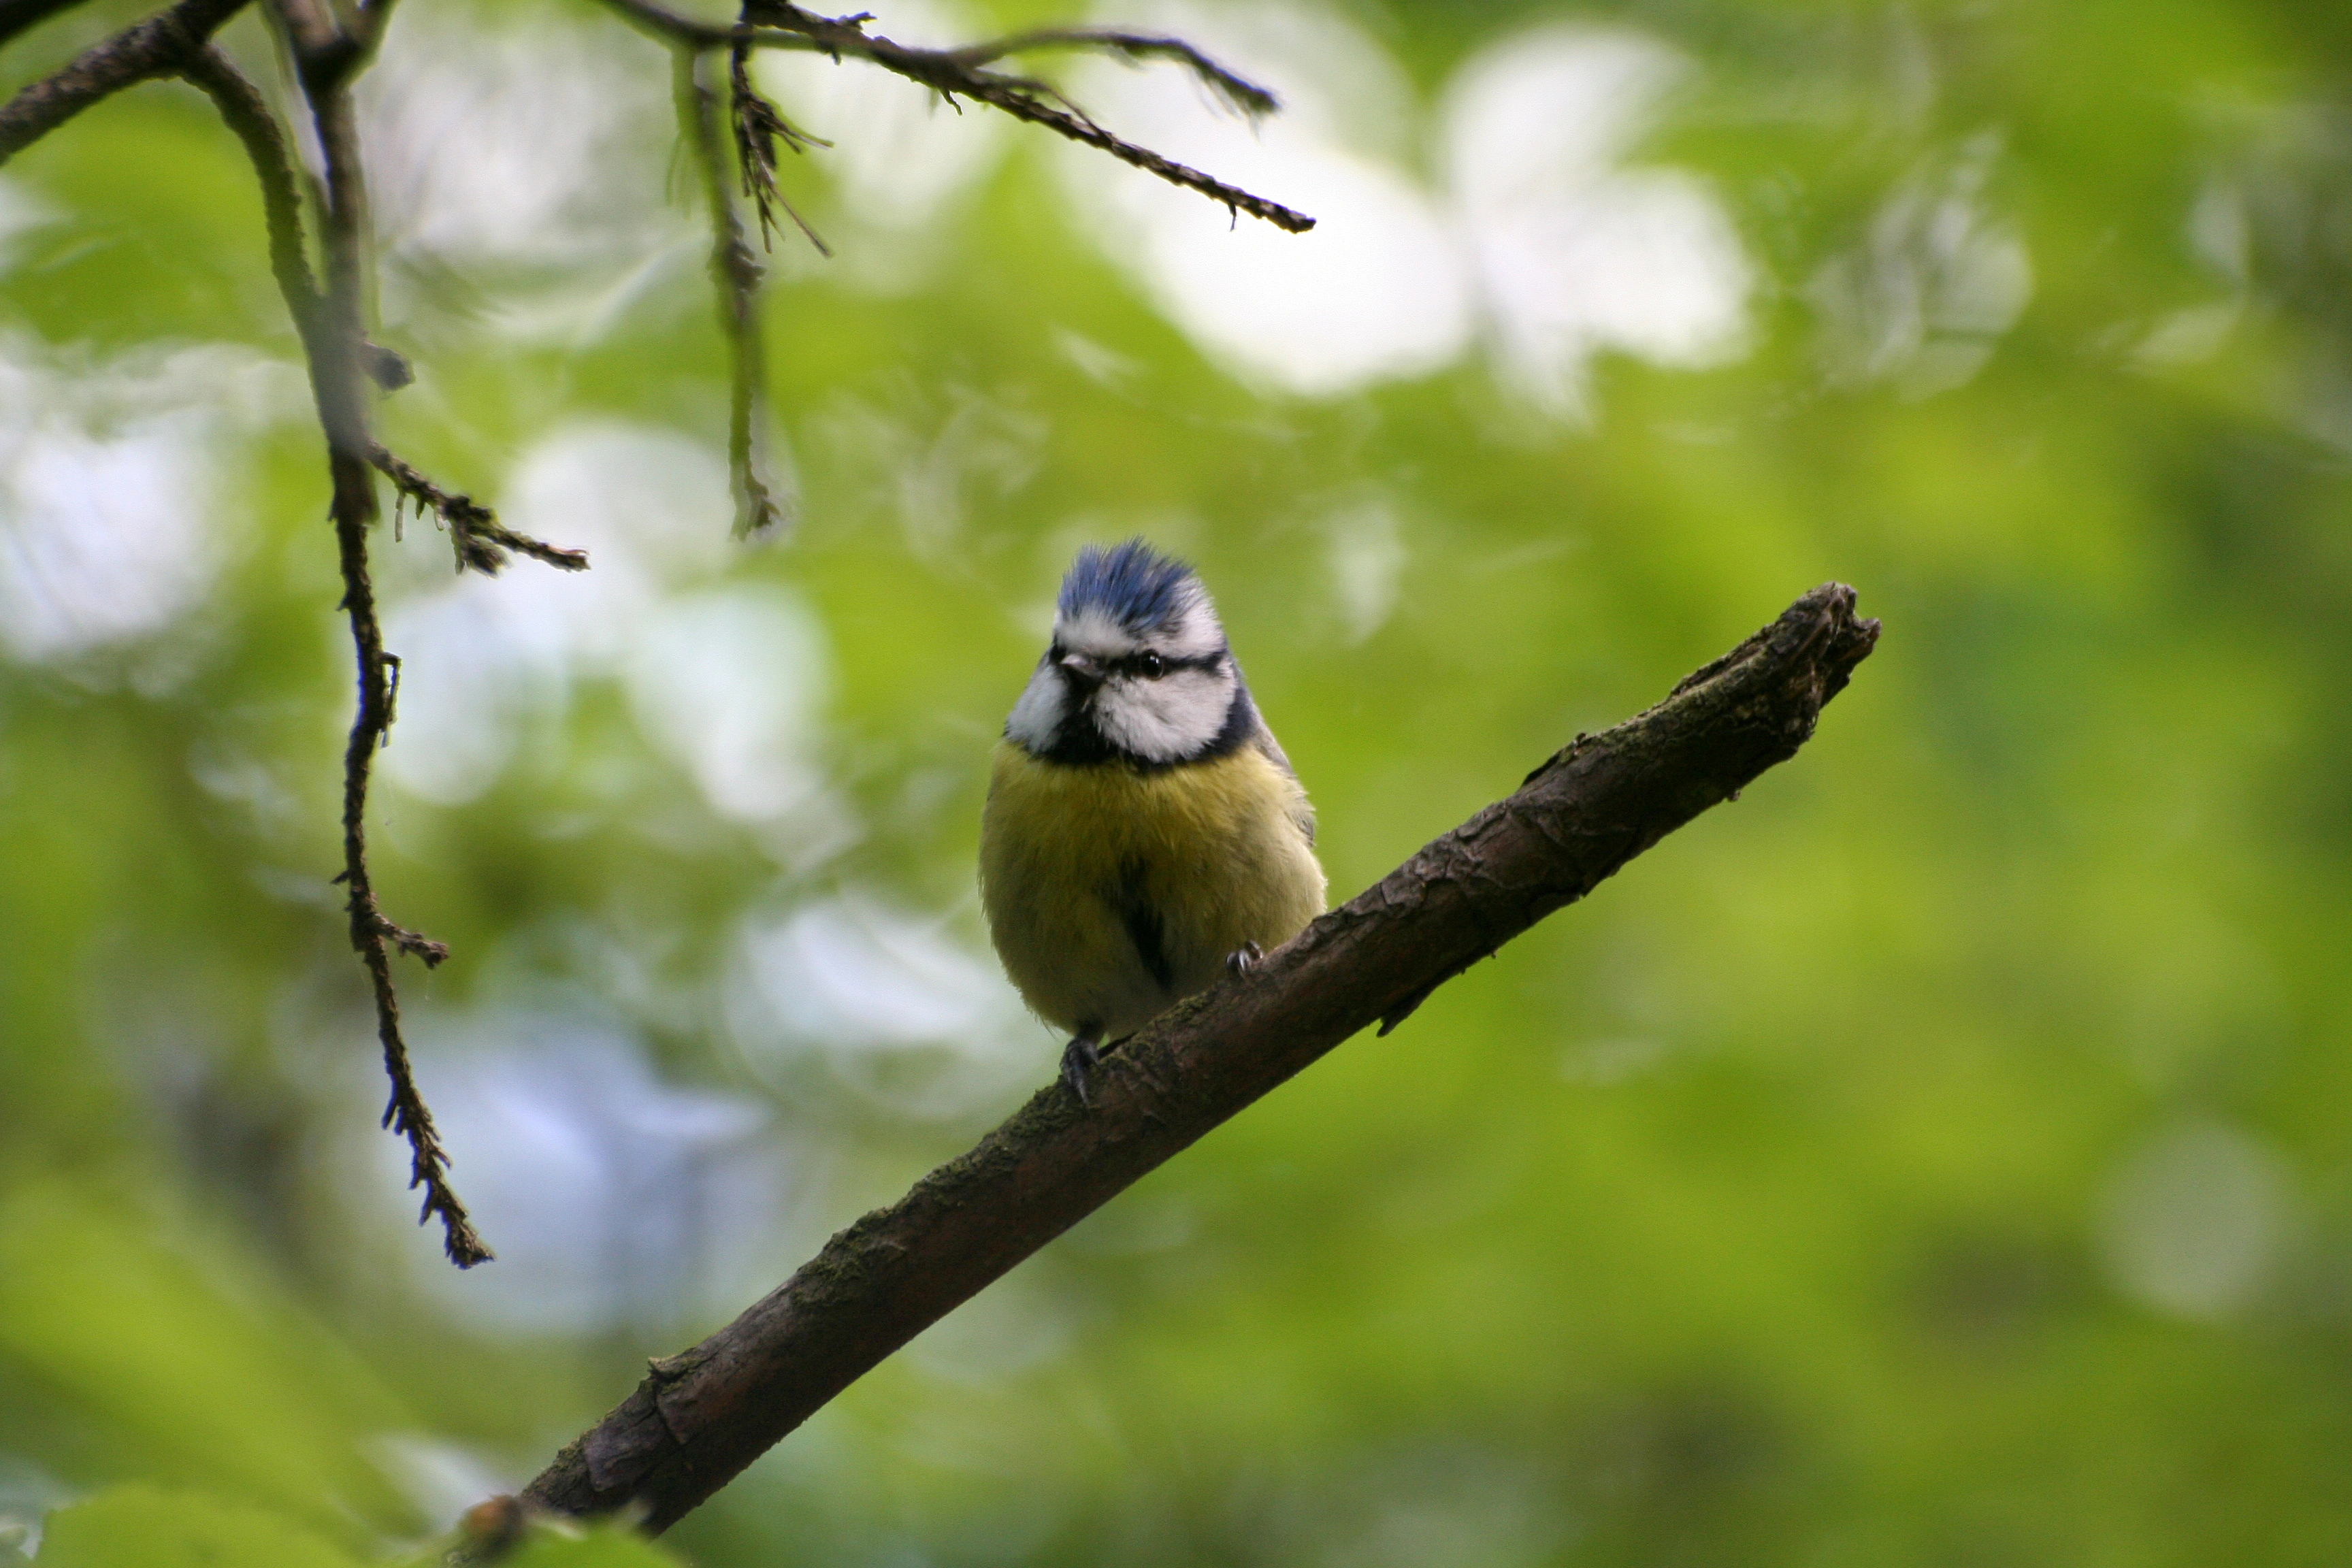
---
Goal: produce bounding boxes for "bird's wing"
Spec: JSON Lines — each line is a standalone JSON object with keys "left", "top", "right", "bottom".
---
{"left": 1251, "top": 724, "right": 1317, "bottom": 848}
{"left": 1113, "top": 858, "right": 1175, "bottom": 992}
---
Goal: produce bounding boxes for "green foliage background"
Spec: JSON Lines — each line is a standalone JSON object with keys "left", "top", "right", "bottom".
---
{"left": 3, "top": 0, "right": 2351, "bottom": 1562}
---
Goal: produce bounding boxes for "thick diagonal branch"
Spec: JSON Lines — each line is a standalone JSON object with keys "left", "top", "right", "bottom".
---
{"left": 0, "top": 0, "right": 248, "bottom": 162}
{"left": 514, "top": 583, "right": 1880, "bottom": 1536}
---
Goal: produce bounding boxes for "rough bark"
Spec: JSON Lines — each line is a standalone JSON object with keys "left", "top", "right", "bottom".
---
{"left": 516, "top": 581, "right": 1880, "bottom": 1537}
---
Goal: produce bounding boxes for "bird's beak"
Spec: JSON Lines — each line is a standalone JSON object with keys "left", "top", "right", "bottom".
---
{"left": 1056, "top": 651, "right": 1103, "bottom": 689}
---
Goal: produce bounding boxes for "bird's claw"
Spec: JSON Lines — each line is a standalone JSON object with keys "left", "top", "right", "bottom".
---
{"left": 1226, "top": 941, "right": 1264, "bottom": 977}
{"left": 1060, "top": 1032, "right": 1103, "bottom": 1107}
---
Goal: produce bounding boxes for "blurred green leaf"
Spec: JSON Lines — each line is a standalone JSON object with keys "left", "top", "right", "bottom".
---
{"left": 5, "top": 0, "right": 2352, "bottom": 1563}
{"left": 0, "top": 1188, "right": 412, "bottom": 1539}
{"left": 500, "top": 1523, "right": 687, "bottom": 1567}
{"left": 38, "top": 1486, "right": 363, "bottom": 1568}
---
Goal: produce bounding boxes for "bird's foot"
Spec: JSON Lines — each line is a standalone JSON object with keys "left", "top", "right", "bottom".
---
{"left": 1226, "top": 941, "right": 1265, "bottom": 977}
{"left": 1060, "top": 1029, "right": 1104, "bottom": 1108}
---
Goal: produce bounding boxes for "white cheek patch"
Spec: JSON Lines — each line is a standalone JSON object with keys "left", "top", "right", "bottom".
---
{"left": 1092, "top": 668, "right": 1235, "bottom": 763}
{"left": 1004, "top": 664, "right": 1066, "bottom": 751}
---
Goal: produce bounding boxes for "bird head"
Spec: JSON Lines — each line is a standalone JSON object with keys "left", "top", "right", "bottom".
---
{"left": 1004, "top": 540, "right": 1244, "bottom": 765}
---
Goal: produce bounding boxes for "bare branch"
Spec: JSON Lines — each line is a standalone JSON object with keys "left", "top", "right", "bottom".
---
{"left": 591, "top": 0, "right": 1316, "bottom": 233}
{"left": 267, "top": 0, "right": 491, "bottom": 1267}
{"left": 513, "top": 584, "right": 1881, "bottom": 1535}
{"left": 372, "top": 446, "right": 591, "bottom": 576}
{"left": 0, "top": 0, "right": 249, "bottom": 163}
{"left": 679, "top": 46, "right": 787, "bottom": 537}
{"left": 946, "top": 27, "right": 1279, "bottom": 120}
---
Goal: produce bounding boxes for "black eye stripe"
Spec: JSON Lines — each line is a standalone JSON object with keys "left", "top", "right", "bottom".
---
{"left": 1111, "top": 652, "right": 1220, "bottom": 679}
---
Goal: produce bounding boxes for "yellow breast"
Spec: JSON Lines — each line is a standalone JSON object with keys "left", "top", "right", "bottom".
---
{"left": 979, "top": 740, "right": 1326, "bottom": 1040}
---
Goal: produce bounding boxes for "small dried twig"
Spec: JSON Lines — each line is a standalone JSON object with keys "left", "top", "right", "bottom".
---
{"left": 263, "top": 0, "right": 490, "bottom": 1267}
{"left": 190, "top": 16, "right": 493, "bottom": 1266}
{"left": 0, "top": 0, "right": 250, "bottom": 163}
{"left": 679, "top": 46, "right": 788, "bottom": 537}
{"left": 372, "top": 446, "right": 591, "bottom": 576}
{"left": 728, "top": 38, "right": 829, "bottom": 255}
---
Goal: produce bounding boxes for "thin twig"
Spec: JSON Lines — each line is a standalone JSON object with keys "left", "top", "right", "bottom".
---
{"left": 728, "top": 35, "right": 829, "bottom": 256}
{"left": 591, "top": 0, "right": 1316, "bottom": 233}
{"left": 679, "top": 46, "right": 787, "bottom": 537}
{"left": 0, "top": 0, "right": 250, "bottom": 163}
{"left": 510, "top": 585, "right": 1880, "bottom": 1536}
{"left": 372, "top": 446, "right": 591, "bottom": 576}
{"left": 945, "top": 27, "right": 1279, "bottom": 120}
{"left": 267, "top": 0, "right": 491, "bottom": 1267}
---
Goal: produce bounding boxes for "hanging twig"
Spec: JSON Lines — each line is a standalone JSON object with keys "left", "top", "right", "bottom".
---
{"left": 679, "top": 46, "right": 787, "bottom": 536}
{"left": 267, "top": 0, "right": 495, "bottom": 1266}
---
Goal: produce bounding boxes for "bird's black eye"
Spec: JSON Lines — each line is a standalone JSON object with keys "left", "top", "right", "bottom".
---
{"left": 1139, "top": 651, "right": 1166, "bottom": 679}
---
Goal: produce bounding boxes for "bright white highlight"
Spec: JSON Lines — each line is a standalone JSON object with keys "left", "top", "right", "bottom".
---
{"left": 2100, "top": 1121, "right": 2290, "bottom": 1320}
{"left": 625, "top": 587, "right": 830, "bottom": 821}
{"left": 379, "top": 423, "right": 832, "bottom": 828}
{"left": 753, "top": 0, "right": 1008, "bottom": 239}
{"left": 731, "top": 892, "right": 1041, "bottom": 1120}
{"left": 389, "top": 1017, "right": 777, "bottom": 1334}
{"left": 1054, "top": 6, "right": 1753, "bottom": 411}
{"left": 1810, "top": 132, "right": 2033, "bottom": 397}
{"left": 360, "top": 5, "right": 674, "bottom": 264}
{"left": 1324, "top": 501, "right": 1405, "bottom": 644}
{"left": 1056, "top": 4, "right": 1472, "bottom": 396}
{"left": 0, "top": 340, "right": 296, "bottom": 664}
{"left": 1444, "top": 28, "right": 1752, "bottom": 417}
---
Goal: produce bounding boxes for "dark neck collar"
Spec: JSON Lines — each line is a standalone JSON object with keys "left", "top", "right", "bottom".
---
{"left": 1015, "top": 675, "right": 1260, "bottom": 771}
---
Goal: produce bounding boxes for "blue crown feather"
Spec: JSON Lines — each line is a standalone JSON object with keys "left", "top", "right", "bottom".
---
{"left": 1058, "top": 540, "right": 1199, "bottom": 634}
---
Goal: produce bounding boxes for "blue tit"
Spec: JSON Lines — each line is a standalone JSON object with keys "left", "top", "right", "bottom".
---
{"left": 981, "top": 540, "right": 1326, "bottom": 1105}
